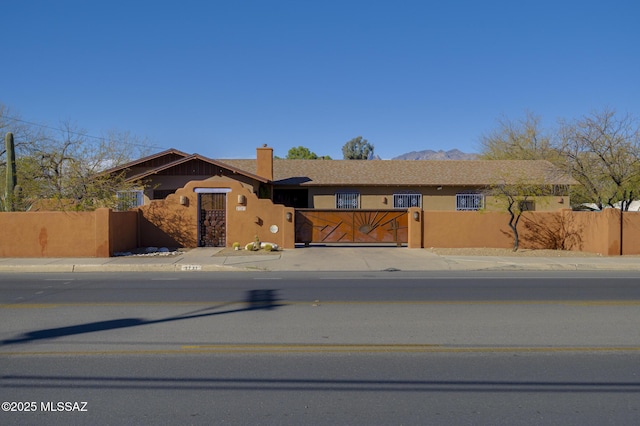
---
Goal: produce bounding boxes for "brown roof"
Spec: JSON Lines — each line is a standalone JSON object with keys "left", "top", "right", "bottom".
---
{"left": 124, "top": 154, "right": 269, "bottom": 183}
{"left": 102, "top": 148, "right": 191, "bottom": 175}
{"left": 103, "top": 149, "right": 269, "bottom": 184}
{"left": 219, "top": 159, "right": 577, "bottom": 187}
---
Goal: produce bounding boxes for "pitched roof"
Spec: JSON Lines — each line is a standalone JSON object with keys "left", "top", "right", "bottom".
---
{"left": 219, "top": 159, "right": 577, "bottom": 186}
{"left": 124, "top": 154, "right": 269, "bottom": 183}
{"left": 102, "top": 148, "right": 191, "bottom": 175}
{"left": 104, "top": 149, "right": 269, "bottom": 183}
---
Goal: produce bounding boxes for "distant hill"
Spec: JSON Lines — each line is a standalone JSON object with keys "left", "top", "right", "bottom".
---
{"left": 392, "top": 149, "right": 479, "bottom": 160}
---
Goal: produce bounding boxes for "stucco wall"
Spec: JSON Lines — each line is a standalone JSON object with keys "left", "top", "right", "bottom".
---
{"left": 622, "top": 211, "right": 640, "bottom": 255}
{"left": 422, "top": 209, "right": 640, "bottom": 255}
{"left": 1, "top": 195, "right": 636, "bottom": 257}
{"left": 0, "top": 209, "right": 137, "bottom": 257}
{"left": 424, "top": 211, "right": 514, "bottom": 249}
{"left": 109, "top": 210, "right": 139, "bottom": 254}
{"left": 138, "top": 179, "right": 295, "bottom": 249}
{"left": 561, "top": 209, "right": 640, "bottom": 256}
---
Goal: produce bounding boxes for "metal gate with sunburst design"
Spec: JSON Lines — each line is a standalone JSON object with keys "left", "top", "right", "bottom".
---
{"left": 295, "top": 210, "right": 408, "bottom": 245}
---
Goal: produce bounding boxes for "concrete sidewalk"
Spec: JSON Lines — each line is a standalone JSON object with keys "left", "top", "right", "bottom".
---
{"left": 0, "top": 246, "right": 638, "bottom": 273}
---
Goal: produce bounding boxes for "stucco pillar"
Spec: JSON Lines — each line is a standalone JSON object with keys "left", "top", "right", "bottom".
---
{"left": 282, "top": 207, "right": 296, "bottom": 249}
{"left": 605, "top": 208, "right": 622, "bottom": 256}
{"left": 94, "top": 208, "right": 111, "bottom": 257}
{"left": 407, "top": 207, "right": 423, "bottom": 248}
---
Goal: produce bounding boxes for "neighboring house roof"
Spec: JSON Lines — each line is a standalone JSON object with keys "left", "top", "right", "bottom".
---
{"left": 582, "top": 201, "right": 640, "bottom": 212}
{"left": 220, "top": 159, "right": 577, "bottom": 187}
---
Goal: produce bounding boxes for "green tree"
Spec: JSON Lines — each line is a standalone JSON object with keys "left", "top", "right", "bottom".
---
{"left": 342, "top": 136, "right": 374, "bottom": 160}
{"left": 487, "top": 178, "right": 553, "bottom": 251}
{"left": 286, "top": 146, "right": 318, "bottom": 159}
{"left": 285, "top": 146, "right": 331, "bottom": 160}
{"left": 479, "top": 112, "right": 557, "bottom": 161}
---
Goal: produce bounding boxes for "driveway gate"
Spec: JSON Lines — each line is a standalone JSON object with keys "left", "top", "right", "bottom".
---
{"left": 295, "top": 210, "right": 408, "bottom": 245}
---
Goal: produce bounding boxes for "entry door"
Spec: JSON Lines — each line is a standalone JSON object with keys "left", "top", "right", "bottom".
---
{"left": 199, "top": 193, "right": 226, "bottom": 247}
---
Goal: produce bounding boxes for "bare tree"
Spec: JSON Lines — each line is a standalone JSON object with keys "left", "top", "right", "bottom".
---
{"left": 557, "top": 108, "right": 640, "bottom": 210}
{"left": 1, "top": 103, "right": 155, "bottom": 210}
{"left": 22, "top": 122, "right": 154, "bottom": 210}
{"left": 0, "top": 104, "right": 47, "bottom": 166}
{"left": 480, "top": 108, "right": 640, "bottom": 211}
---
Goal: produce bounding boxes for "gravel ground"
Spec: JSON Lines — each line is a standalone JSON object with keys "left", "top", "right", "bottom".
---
{"left": 426, "top": 247, "right": 605, "bottom": 257}
{"left": 214, "top": 246, "right": 610, "bottom": 257}
{"left": 214, "top": 247, "right": 282, "bottom": 256}
{"left": 126, "top": 246, "right": 631, "bottom": 258}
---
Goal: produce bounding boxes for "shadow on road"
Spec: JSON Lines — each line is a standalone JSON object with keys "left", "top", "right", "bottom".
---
{"left": 3, "top": 373, "right": 640, "bottom": 393}
{"left": 1, "top": 289, "right": 280, "bottom": 345}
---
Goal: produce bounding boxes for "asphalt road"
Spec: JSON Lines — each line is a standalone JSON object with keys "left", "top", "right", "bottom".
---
{"left": 1, "top": 271, "right": 640, "bottom": 425}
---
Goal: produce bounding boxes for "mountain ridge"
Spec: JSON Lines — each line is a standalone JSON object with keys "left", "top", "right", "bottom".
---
{"left": 391, "top": 149, "right": 479, "bottom": 160}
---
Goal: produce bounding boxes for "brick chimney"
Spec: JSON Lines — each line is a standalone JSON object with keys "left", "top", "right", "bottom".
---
{"left": 256, "top": 144, "right": 273, "bottom": 181}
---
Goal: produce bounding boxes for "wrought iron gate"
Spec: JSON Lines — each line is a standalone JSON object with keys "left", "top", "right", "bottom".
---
{"left": 295, "top": 210, "right": 408, "bottom": 245}
{"left": 199, "top": 193, "right": 226, "bottom": 247}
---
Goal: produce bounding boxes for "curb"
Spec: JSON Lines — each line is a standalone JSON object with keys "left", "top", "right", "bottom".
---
{"left": 0, "top": 264, "right": 246, "bottom": 273}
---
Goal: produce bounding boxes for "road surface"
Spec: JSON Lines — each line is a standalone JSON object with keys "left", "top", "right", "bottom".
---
{"left": 1, "top": 271, "right": 639, "bottom": 425}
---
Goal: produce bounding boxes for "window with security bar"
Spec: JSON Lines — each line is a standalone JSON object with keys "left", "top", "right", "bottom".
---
{"left": 456, "top": 193, "right": 483, "bottom": 211}
{"left": 393, "top": 193, "right": 422, "bottom": 209}
{"left": 116, "top": 190, "right": 144, "bottom": 211}
{"left": 336, "top": 192, "right": 360, "bottom": 209}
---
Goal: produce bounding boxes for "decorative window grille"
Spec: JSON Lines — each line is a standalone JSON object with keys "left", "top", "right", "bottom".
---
{"left": 336, "top": 192, "right": 360, "bottom": 209}
{"left": 456, "top": 193, "right": 483, "bottom": 211}
{"left": 519, "top": 200, "right": 535, "bottom": 211}
{"left": 393, "top": 193, "right": 422, "bottom": 209}
{"left": 552, "top": 184, "right": 568, "bottom": 196}
{"left": 116, "top": 190, "right": 144, "bottom": 211}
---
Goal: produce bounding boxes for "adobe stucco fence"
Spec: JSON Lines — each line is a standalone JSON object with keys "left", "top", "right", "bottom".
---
{"left": 422, "top": 209, "right": 640, "bottom": 255}
{"left": 137, "top": 179, "right": 296, "bottom": 251}
{"left": 0, "top": 208, "right": 137, "bottom": 257}
{"left": 1, "top": 201, "right": 638, "bottom": 257}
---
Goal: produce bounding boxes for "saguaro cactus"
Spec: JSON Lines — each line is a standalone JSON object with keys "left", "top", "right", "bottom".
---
{"left": 5, "top": 132, "right": 17, "bottom": 211}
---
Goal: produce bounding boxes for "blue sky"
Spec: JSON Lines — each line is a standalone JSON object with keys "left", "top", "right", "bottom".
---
{"left": 3, "top": 0, "right": 639, "bottom": 159}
